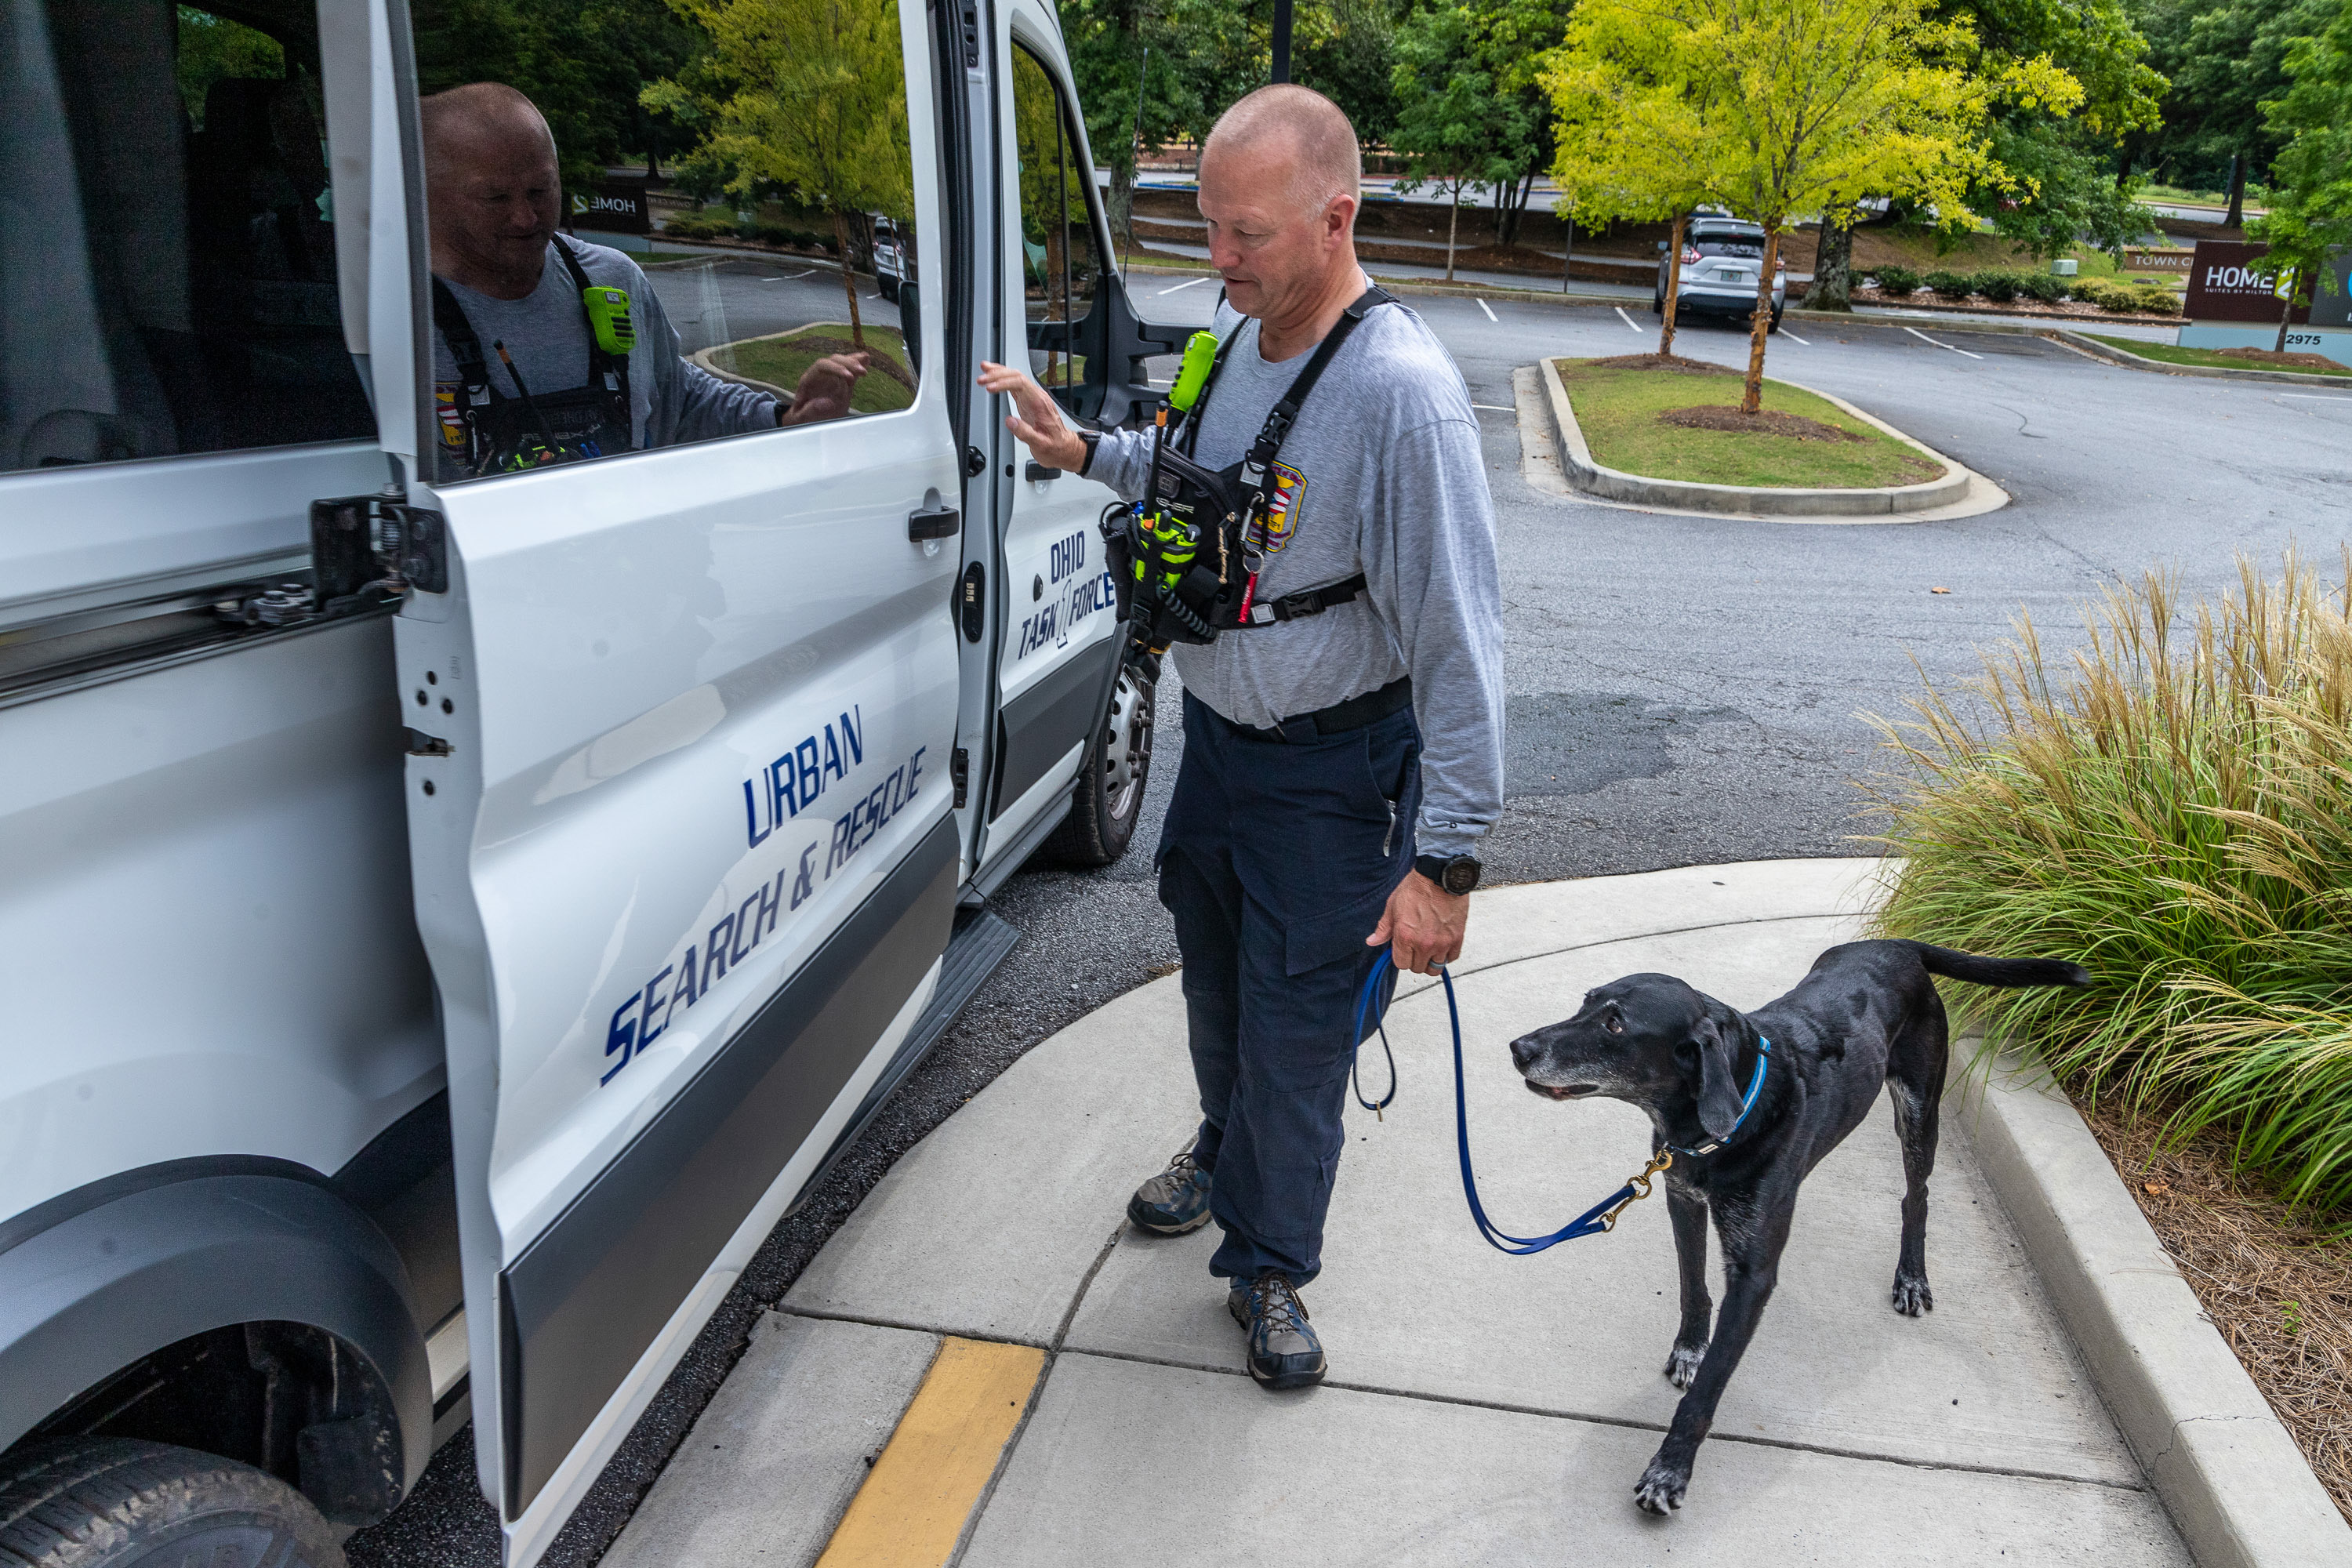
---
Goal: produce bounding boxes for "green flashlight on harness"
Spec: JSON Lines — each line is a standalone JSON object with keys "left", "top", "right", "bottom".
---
{"left": 1169, "top": 330, "right": 1218, "bottom": 413}
{"left": 582, "top": 285, "right": 637, "bottom": 357}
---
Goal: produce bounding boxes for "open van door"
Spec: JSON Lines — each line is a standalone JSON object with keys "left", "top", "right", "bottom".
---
{"left": 354, "top": 0, "right": 964, "bottom": 1555}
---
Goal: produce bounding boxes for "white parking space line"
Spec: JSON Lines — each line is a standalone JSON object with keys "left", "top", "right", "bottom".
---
{"left": 1157, "top": 276, "right": 1211, "bottom": 295}
{"left": 1471, "top": 403, "right": 1514, "bottom": 412}
{"left": 2277, "top": 393, "right": 2352, "bottom": 402}
{"left": 1778, "top": 327, "right": 1811, "bottom": 345}
{"left": 1904, "top": 325, "right": 1984, "bottom": 360}
{"left": 1614, "top": 307, "right": 1645, "bottom": 333}
{"left": 1477, "top": 298, "right": 1497, "bottom": 321}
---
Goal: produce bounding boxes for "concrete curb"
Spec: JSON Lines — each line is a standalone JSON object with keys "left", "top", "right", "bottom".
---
{"left": 1952, "top": 1047, "right": 2352, "bottom": 1568}
{"left": 1122, "top": 260, "right": 1641, "bottom": 308}
{"left": 2044, "top": 328, "right": 2352, "bottom": 388}
{"left": 1538, "top": 355, "right": 1984, "bottom": 518}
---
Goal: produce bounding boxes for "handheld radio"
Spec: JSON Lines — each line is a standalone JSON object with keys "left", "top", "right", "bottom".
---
{"left": 582, "top": 285, "right": 637, "bottom": 357}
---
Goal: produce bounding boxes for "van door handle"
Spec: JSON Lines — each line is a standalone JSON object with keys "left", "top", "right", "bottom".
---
{"left": 908, "top": 503, "right": 960, "bottom": 541}
{"left": 1025, "top": 461, "right": 1062, "bottom": 482}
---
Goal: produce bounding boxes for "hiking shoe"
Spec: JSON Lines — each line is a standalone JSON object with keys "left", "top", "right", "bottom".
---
{"left": 1228, "top": 1272, "right": 1326, "bottom": 1389}
{"left": 1127, "top": 1145, "right": 1213, "bottom": 1236}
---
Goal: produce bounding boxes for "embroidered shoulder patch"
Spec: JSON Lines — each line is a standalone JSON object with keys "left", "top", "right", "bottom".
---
{"left": 1258, "top": 461, "right": 1307, "bottom": 554}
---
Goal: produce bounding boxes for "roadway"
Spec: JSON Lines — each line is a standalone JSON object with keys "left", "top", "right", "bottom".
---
{"left": 345, "top": 267, "right": 2352, "bottom": 1568}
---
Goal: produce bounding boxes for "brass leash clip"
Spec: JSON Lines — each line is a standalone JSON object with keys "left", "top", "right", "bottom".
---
{"left": 1598, "top": 1149, "right": 1675, "bottom": 1232}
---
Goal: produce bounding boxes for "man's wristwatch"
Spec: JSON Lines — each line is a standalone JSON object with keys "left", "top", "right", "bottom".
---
{"left": 1076, "top": 428, "right": 1102, "bottom": 476}
{"left": 1415, "top": 854, "right": 1482, "bottom": 896}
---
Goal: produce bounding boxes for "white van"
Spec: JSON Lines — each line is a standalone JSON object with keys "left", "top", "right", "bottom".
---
{"left": 0, "top": 2, "right": 1179, "bottom": 1563}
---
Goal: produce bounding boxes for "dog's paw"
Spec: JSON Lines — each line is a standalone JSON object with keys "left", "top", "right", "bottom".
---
{"left": 1663, "top": 1341, "right": 1708, "bottom": 1389}
{"left": 1633, "top": 1461, "right": 1688, "bottom": 1515}
{"left": 1891, "top": 1273, "right": 1935, "bottom": 1316}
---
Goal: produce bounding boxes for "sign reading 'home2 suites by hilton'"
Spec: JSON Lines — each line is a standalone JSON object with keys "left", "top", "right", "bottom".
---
{"left": 2181, "top": 240, "right": 2352, "bottom": 367}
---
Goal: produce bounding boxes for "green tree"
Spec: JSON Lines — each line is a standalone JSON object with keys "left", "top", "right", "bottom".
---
{"left": 646, "top": 0, "right": 914, "bottom": 347}
{"left": 1545, "top": 0, "right": 1750, "bottom": 355}
{"left": 2249, "top": 0, "right": 2352, "bottom": 350}
{"left": 1390, "top": 5, "right": 1537, "bottom": 279}
{"left": 1933, "top": 0, "right": 2165, "bottom": 258}
{"left": 1551, "top": 0, "right": 2076, "bottom": 411}
{"left": 2127, "top": 0, "right": 2336, "bottom": 223}
{"left": 413, "top": 0, "right": 706, "bottom": 192}
{"left": 176, "top": 6, "right": 285, "bottom": 125}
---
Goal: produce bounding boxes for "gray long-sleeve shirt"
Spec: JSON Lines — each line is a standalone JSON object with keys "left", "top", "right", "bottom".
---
{"left": 429, "top": 238, "right": 777, "bottom": 477}
{"left": 1088, "top": 289, "right": 1504, "bottom": 857}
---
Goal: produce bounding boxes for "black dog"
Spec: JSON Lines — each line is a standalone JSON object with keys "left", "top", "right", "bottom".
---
{"left": 1508, "top": 938, "right": 2089, "bottom": 1515}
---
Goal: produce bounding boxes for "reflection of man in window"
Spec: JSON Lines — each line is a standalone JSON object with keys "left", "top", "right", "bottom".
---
{"left": 422, "top": 83, "right": 869, "bottom": 477}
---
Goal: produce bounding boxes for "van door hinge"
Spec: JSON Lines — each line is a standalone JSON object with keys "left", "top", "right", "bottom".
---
{"left": 951, "top": 747, "right": 970, "bottom": 808}
{"left": 310, "top": 495, "right": 449, "bottom": 606}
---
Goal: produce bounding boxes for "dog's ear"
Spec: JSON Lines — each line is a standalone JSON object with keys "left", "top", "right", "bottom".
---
{"left": 1691, "top": 1014, "right": 1745, "bottom": 1140}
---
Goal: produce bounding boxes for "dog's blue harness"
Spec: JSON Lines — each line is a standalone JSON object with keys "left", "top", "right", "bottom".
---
{"left": 1351, "top": 948, "right": 1772, "bottom": 1255}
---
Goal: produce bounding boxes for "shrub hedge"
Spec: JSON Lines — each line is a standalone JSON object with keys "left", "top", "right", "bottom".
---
{"left": 1872, "top": 554, "right": 2352, "bottom": 1214}
{"left": 1871, "top": 265, "right": 1922, "bottom": 295}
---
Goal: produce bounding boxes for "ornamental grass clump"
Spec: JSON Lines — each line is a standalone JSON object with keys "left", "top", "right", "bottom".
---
{"left": 1871, "top": 552, "right": 2352, "bottom": 1216}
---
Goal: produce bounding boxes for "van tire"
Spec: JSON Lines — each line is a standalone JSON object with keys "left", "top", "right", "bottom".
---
{"left": 0, "top": 1438, "right": 346, "bottom": 1568}
{"left": 1045, "top": 661, "right": 1154, "bottom": 867}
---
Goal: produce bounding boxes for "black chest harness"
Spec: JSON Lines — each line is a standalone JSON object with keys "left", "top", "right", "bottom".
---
{"left": 1117, "top": 285, "right": 1394, "bottom": 655}
{"left": 431, "top": 236, "right": 634, "bottom": 477}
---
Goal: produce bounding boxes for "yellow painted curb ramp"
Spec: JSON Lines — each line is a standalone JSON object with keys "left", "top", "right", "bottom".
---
{"left": 814, "top": 1337, "right": 1045, "bottom": 1566}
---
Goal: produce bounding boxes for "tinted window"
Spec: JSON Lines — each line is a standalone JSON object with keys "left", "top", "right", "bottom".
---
{"left": 1012, "top": 46, "right": 1103, "bottom": 411}
{"left": 1693, "top": 231, "right": 1765, "bottom": 259}
{"left": 410, "top": 0, "right": 927, "bottom": 484}
{"left": 0, "top": 2, "right": 374, "bottom": 474}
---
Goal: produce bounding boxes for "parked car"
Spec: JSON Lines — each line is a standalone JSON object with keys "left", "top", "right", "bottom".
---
{"left": 873, "top": 213, "right": 913, "bottom": 303}
{"left": 0, "top": 2, "right": 1181, "bottom": 1564}
{"left": 1655, "top": 216, "right": 1787, "bottom": 331}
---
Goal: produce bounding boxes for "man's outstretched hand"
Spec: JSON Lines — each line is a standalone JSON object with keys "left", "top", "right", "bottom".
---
{"left": 978, "top": 361, "right": 1088, "bottom": 472}
{"left": 1369, "top": 871, "right": 1468, "bottom": 976}
{"left": 779, "top": 351, "right": 870, "bottom": 426}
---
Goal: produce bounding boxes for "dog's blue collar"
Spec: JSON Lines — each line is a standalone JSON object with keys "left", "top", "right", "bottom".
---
{"left": 1668, "top": 1035, "right": 1772, "bottom": 1159}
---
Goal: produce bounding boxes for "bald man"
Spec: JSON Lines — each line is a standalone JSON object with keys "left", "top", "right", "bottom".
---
{"left": 423, "top": 83, "right": 869, "bottom": 477}
{"left": 980, "top": 85, "right": 1504, "bottom": 1391}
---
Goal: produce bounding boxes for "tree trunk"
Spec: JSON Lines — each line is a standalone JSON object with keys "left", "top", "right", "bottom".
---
{"left": 1111, "top": 158, "right": 1135, "bottom": 263}
{"left": 2225, "top": 156, "right": 2246, "bottom": 229}
{"left": 832, "top": 208, "right": 865, "bottom": 350}
{"left": 1446, "top": 186, "right": 1459, "bottom": 281}
{"left": 1658, "top": 211, "right": 1687, "bottom": 357}
{"left": 1740, "top": 230, "right": 1780, "bottom": 416}
{"left": 2276, "top": 267, "right": 2297, "bottom": 354}
{"left": 1801, "top": 207, "right": 1853, "bottom": 311}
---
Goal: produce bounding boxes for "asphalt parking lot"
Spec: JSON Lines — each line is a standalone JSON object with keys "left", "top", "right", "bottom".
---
{"left": 346, "top": 277, "right": 2352, "bottom": 1568}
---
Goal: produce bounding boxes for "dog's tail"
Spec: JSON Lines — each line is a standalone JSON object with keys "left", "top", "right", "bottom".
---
{"left": 1897, "top": 940, "right": 2091, "bottom": 990}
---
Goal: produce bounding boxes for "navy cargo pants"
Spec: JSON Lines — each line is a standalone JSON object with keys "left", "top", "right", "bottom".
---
{"left": 1156, "top": 687, "right": 1420, "bottom": 1286}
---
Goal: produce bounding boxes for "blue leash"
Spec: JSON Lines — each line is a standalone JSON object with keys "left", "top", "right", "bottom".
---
{"left": 1351, "top": 949, "right": 1770, "bottom": 1256}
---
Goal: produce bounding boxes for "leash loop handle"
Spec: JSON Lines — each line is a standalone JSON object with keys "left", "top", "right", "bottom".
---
{"left": 1352, "top": 949, "right": 1673, "bottom": 1255}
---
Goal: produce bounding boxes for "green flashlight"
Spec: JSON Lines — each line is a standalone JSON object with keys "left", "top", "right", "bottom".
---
{"left": 583, "top": 285, "right": 637, "bottom": 356}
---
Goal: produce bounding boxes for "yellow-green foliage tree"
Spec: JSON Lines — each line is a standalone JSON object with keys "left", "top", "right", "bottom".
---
{"left": 1543, "top": 3, "right": 1720, "bottom": 356}
{"left": 1547, "top": 0, "right": 2081, "bottom": 412}
{"left": 647, "top": 0, "right": 914, "bottom": 348}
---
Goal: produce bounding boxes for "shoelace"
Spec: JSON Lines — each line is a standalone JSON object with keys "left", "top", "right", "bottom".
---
{"left": 1245, "top": 1274, "right": 1310, "bottom": 1334}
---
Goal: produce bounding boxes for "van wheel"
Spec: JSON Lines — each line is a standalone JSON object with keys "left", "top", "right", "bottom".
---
{"left": 880, "top": 276, "right": 900, "bottom": 303}
{"left": 0, "top": 1438, "right": 345, "bottom": 1567}
{"left": 1046, "top": 661, "right": 1154, "bottom": 867}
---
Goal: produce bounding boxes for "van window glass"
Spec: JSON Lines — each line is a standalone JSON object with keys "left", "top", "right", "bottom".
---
{"left": 0, "top": 2, "right": 373, "bottom": 474}
{"left": 1011, "top": 46, "right": 1103, "bottom": 410}
{"left": 410, "top": 0, "right": 927, "bottom": 485}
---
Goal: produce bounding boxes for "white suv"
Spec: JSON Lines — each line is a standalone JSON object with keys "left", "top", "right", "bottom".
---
{"left": 1655, "top": 217, "right": 1787, "bottom": 331}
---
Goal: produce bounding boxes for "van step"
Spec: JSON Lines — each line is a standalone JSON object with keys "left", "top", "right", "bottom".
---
{"left": 790, "top": 910, "right": 1021, "bottom": 1214}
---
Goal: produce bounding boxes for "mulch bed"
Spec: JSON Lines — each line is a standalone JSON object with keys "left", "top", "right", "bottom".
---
{"left": 2077, "top": 1100, "right": 2352, "bottom": 1524}
{"left": 1657, "top": 405, "right": 1860, "bottom": 441}
{"left": 2216, "top": 347, "right": 2347, "bottom": 372}
{"left": 1586, "top": 353, "right": 1737, "bottom": 374}
{"left": 1848, "top": 285, "right": 2180, "bottom": 327}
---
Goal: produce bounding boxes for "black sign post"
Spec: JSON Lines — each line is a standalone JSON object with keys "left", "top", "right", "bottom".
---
{"left": 1271, "top": 0, "right": 1293, "bottom": 83}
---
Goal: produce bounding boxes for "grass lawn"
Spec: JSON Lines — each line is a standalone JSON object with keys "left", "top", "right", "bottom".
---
{"left": 706, "top": 323, "right": 916, "bottom": 415}
{"left": 2082, "top": 333, "right": 2352, "bottom": 377}
{"left": 1555, "top": 358, "right": 1946, "bottom": 488}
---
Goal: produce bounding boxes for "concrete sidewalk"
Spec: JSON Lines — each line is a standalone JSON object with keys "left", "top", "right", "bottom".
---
{"left": 604, "top": 860, "right": 2193, "bottom": 1566}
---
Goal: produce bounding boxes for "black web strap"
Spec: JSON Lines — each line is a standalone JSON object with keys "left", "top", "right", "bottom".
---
{"left": 430, "top": 276, "right": 494, "bottom": 405}
{"left": 1234, "top": 569, "right": 1369, "bottom": 628}
{"left": 1179, "top": 283, "right": 1395, "bottom": 465}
